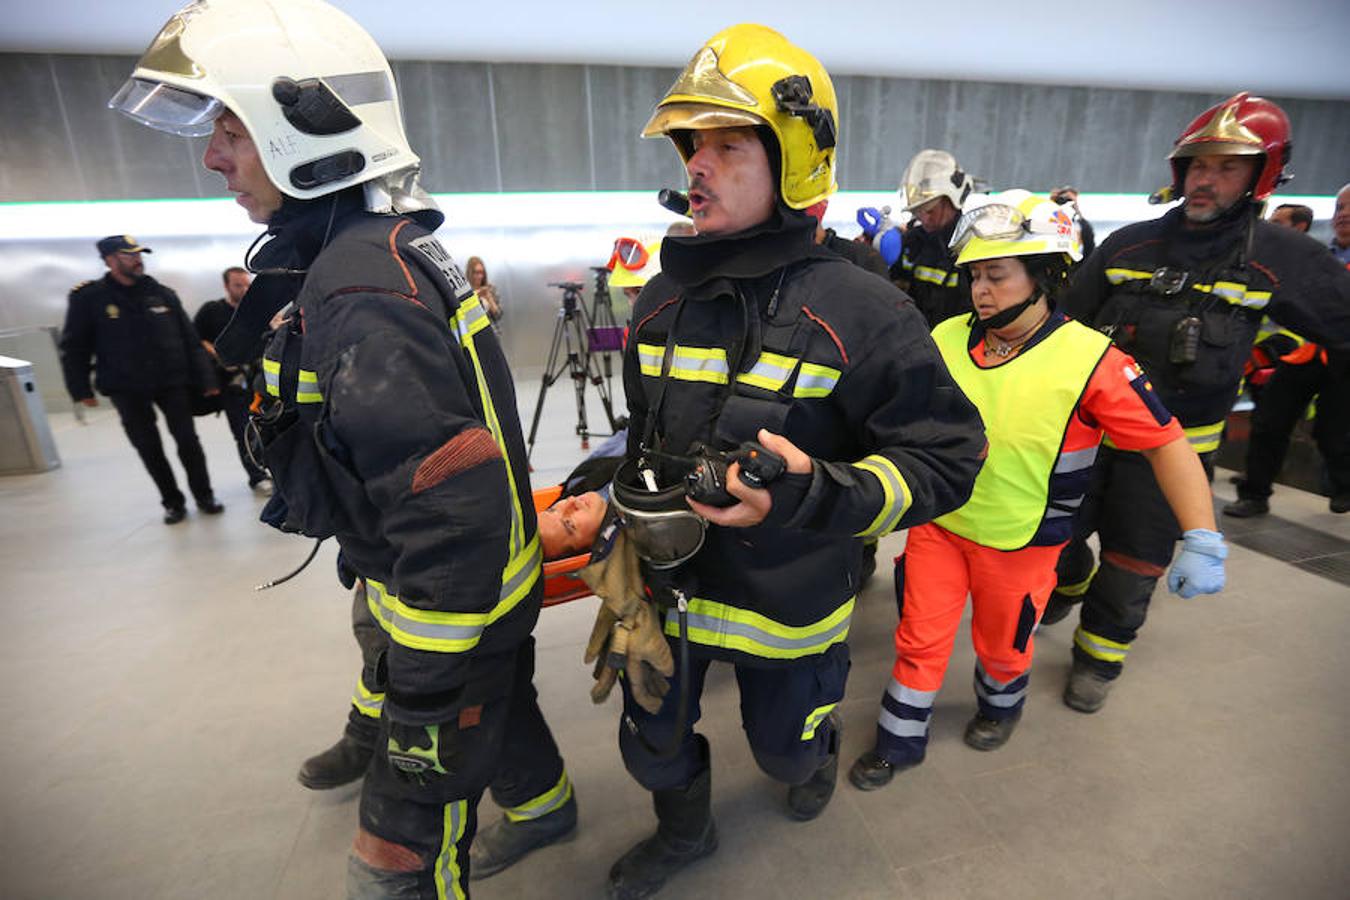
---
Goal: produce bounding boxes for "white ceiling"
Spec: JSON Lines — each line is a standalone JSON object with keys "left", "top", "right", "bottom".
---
{"left": 7, "top": 0, "right": 1349, "bottom": 99}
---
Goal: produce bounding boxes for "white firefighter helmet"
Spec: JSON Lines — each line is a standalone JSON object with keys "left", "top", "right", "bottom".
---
{"left": 110, "top": 0, "right": 421, "bottom": 204}
{"left": 899, "top": 149, "right": 974, "bottom": 214}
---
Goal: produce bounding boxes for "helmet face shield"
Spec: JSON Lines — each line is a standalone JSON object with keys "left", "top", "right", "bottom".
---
{"left": 951, "top": 190, "right": 1082, "bottom": 267}
{"left": 901, "top": 149, "right": 972, "bottom": 213}
{"left": 610, "top": 459, "right": 707, "bottom": 569}
{"left": 109, "top": 78, "right": 223, "bottom": 137}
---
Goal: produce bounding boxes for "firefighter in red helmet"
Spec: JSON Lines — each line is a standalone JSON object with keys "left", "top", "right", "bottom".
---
{"left": 1039, "top": 92, "right": 1350, "bottom": 713}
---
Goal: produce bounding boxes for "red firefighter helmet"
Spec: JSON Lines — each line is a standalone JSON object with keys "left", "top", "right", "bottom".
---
{"left": 1168, "top": 92, "right": 1291, "bottom": 201}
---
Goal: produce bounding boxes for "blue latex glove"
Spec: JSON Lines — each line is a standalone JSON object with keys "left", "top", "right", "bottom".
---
{"left": 1167, "top": 528, "right": 1228, "bottom": 598}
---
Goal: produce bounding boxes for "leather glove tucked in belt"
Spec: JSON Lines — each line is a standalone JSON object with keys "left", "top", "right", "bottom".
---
{"left": 387, "top": 721, "right": 454, "bottom": 785}
{"left": 587, "top": 599, "right": 674, "bottom": 714}
{"left": 1167, "top": 528, "right": 1228, "bottom": 598}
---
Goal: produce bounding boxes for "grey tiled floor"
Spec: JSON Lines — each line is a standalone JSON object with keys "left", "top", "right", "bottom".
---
{"left": 2, "top": 388, "right": 1348, "bottom": 899}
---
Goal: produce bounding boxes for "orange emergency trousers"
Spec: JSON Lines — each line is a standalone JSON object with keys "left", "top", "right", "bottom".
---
{"left": 873, "top": 313, "right": 1112, "bottom": 766}
{"left": 877, "top": 524, "right": 1063, "bottom": 764}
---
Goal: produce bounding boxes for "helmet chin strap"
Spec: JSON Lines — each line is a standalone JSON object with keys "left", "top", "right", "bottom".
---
{"left": 976, "top": 290, "right": 1040, "bottom": 331}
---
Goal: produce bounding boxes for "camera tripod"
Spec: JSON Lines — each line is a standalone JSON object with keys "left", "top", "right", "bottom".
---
{"left": 526, "top": 281, "right": 619, "bottom": 459}
{"left": 586, "top": 266, "right": 624, "bottom": 400}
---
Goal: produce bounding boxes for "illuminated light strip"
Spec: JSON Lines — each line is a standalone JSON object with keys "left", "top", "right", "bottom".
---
{"left": 1, "top": 192, "right": 1339, "bottom": 249}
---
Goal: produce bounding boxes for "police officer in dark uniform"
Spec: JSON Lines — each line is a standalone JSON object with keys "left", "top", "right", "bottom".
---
{"left": 601, "top": 25, "right": 986, "bottom": 900}
{"left": 889, "top": 149, "right": 976, "bottom": 328}
{"left": 61, "top": 235, "right": 223, "bottom": 524}
{"left": 114, "top": 2, "right": 572, "bottom": 895}
{"left": 1040, "top": 92, "right": 1350, "bottom": 713}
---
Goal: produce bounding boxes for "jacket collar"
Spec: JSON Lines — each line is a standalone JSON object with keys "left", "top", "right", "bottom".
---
{"left": 658, "top": 205, "right": 830, "bottom": 300}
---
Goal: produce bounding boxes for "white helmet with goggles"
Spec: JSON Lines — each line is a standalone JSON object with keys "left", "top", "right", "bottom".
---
{"left": 110, "top": 0, "right": 427, "bottom": 211}
{"left": 950, "top": 190, "right": 1083, "bottom": 268}
{"left": 899, "top": 149, "right": 974, "bottom": 214}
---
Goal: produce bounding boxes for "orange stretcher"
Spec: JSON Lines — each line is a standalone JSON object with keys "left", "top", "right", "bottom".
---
{"left": 534, "top": 485, "right": 595, "bottom": 607}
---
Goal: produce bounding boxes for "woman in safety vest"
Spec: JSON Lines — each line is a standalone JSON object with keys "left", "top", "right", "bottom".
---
{"left": 849, "top": 190, "right": 1229, "bottom": 791}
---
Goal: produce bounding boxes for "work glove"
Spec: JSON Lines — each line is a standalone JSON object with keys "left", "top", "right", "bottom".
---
{"left": 588, "top": 598, "right": 675, "bottom": 714}
{"left": 386, "top": 722, "right": 453, "bottom": 785}
{"left": 580, "top": 525, "right": 645, "bottom": 664}
{"left": 1167, "top": 528, "right": 1228, "bottom": 598}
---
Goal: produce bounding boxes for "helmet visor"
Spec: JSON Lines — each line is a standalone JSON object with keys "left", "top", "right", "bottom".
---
{"left": 109, "top": 78, "right": 223, "bottom": 137}
{"left": 949, "top": 203, "right": 1026, "bottom": 253}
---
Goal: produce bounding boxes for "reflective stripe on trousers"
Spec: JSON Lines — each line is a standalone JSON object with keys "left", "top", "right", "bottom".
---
{"left": 504, "top": 770, "right": 573, "bottom": 822}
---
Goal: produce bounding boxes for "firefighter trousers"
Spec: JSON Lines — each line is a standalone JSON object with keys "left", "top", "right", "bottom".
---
{"left": 1240, "top": 359, "right": 1350, "bottom": 501}
{"left": 618, "top": 638, "right": 849, "bottom": 793}
{"left": 347, "top": 636, "right": 568, "bottom": 899}
{"left": 1054, "top": 446, "right": 1215, "bottom": 680}
{"left": 874, "top": 523, "right": 1060, "bottom": 765}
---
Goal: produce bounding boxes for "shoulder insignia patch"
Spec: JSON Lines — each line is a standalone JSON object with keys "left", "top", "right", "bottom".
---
{"left": 408, "top": 235, "right": 471, "bottom": 301}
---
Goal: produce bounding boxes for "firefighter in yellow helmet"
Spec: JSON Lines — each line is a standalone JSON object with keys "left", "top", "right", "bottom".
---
{"left": 603, "top": 23, "right": 985, "bottom": 900}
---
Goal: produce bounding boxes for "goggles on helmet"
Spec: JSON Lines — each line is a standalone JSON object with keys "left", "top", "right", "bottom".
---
{"left": 949, "top": 203, "right": 1065, "bottom": 254}
{"left": 610, "top": 459, "right": 706, "bottom": 570}
{"left": 109, "top": 78, "right": 224, "bottom": 137}
{"left": 607, "top": 237, "right": 651, "bottom": 274}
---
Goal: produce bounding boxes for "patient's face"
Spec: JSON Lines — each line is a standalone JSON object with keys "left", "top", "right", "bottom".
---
{"left": 538, "top": 491, "right": 607, "bottom": 559}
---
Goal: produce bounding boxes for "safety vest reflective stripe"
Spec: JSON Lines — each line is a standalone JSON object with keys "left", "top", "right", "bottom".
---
{"left": 794, "top": 362, "right": 841, "bottom": 398}
{"left": 505, "top": 770, "right": 573, "bottom": 822}
{"left": 1184, "top": 421, "right": 1224, "bottom": 453}
{"left": 263, "top": 358, "right": 281, "bottom": 397}
{"left": 351, "top": 676, "right": 385, "bottom": 719}
{"left": 669, "top": 346, "right": 730, "bottom": 384}
{"left": 800, "top": 703, "right": 838, "bottom": 741}
{"left": 914, "top": 265, "right": 958, "bottom": 287}
{"left": 296, "top": 369, "right": 322, "bottom": 404}
{"left": 1103, "top": 268, "right": 1270, "bottom": 309}
{"left": 637, "top": 343, "right": 664, "bottom": 378}
{"left": 974, "top": 662, "right": 1027, "bottom": 708}
{"left": 736, "top": 351, "right": 798, "bottom": 392}
{"left": 365, "top": 535, "right": 542, "bottom": 654}
{"left": 1054, "top": 445, "right": 1099, "bottom": 474}
{"left": 452, "top": 292, "right": 528, "bottom": 558}
{"left": 853, "top": 454, "right": 912, "bottom": 538}
{"left": 434, "top": 799, "right": 469, "bottom": 900}
{"left": 666, "top": 596, "right": 854, "bottom": 659}
{"left": 1074, "top": 625, "right": 1129, "bottom": 663}
{"left": 450, "top": 293, "right": 492, "bottom": 345}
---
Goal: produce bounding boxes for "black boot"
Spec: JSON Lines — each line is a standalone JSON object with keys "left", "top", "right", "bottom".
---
{"left": 470, "top": 793, "right": 578, "bottom": 880}
{"left": 786, "top": 712, "right": 840, "bottom": 821}
{"left": 607, "top": 767, "right": 717, "bottom": 900}
{"left": 963, "top": 711, "right": 1021, "bottom": 751}
{"left": 1223, "top": 497, "right": 1269, "bottom": 518}
{"left": 1039, "top": 590, "right": 1079, "bottom": 626}
{"left": 297, "top": 733, "right": 374, "bottom": 790}
{"left": 847, "top": 749, "right": 922, "bottom": 791}
{"left": 1063, "top": 659, "right": 1114, "bottom": 714}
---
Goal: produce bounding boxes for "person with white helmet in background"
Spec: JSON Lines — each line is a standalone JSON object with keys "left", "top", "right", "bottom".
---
{"left": 891, "top": 149, "right": 976, "bottom": 327}
{"left": 849, "top": 191, "right": 1225, "bottom": 790}
{"left": 601, "top": 23, "right": 986, "bottom": 900}
{"left": 113, "top": 1, "right": 573, "bottom": 895}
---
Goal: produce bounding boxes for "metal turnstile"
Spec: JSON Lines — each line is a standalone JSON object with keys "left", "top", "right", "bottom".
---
{"left": 0, "top": 355, "right": 61, "bottom": 474}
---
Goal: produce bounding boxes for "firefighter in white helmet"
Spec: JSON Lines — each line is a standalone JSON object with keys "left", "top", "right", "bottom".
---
{"left": 113, "top": 2, "right": 574, "bottom": 895}
{"left": 891, "top": 149, "right": 976, "bottom": 327}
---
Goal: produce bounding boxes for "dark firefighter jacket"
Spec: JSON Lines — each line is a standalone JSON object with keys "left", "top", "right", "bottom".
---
{"left": 237, "top": 191, "right": 541, "bottom": 726}
{"left": 625, "top": 210, "right": 986, "bottom": 668}
{"left": 61, "top": 273, "right": 214, "bottom": 400}
{"left": 1062, "top": 202, "right": 1350, "bottom": 452}
{"left": 888, "top": 218, "right": 970, "bottom": 329}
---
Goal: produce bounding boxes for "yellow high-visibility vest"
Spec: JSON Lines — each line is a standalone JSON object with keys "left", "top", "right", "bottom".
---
{"left": 931, "top": 315, "right": 1110, "bottom": 549}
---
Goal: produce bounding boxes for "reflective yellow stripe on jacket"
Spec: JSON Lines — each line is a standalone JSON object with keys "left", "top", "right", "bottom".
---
{"left": 1103, "top": 419, "right": 1222, "bottom": 454}
{"left": 1104, "top": 268, "right": 1271, "bottom": 310}
{"left": 665, "top": 596, "right": 854, "bottom": 660}
{"left": 365, "top": 534, "right": 542, "bottom": 654}
{"left": 852, "top": 454, "right": 912, "bottom": 538}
